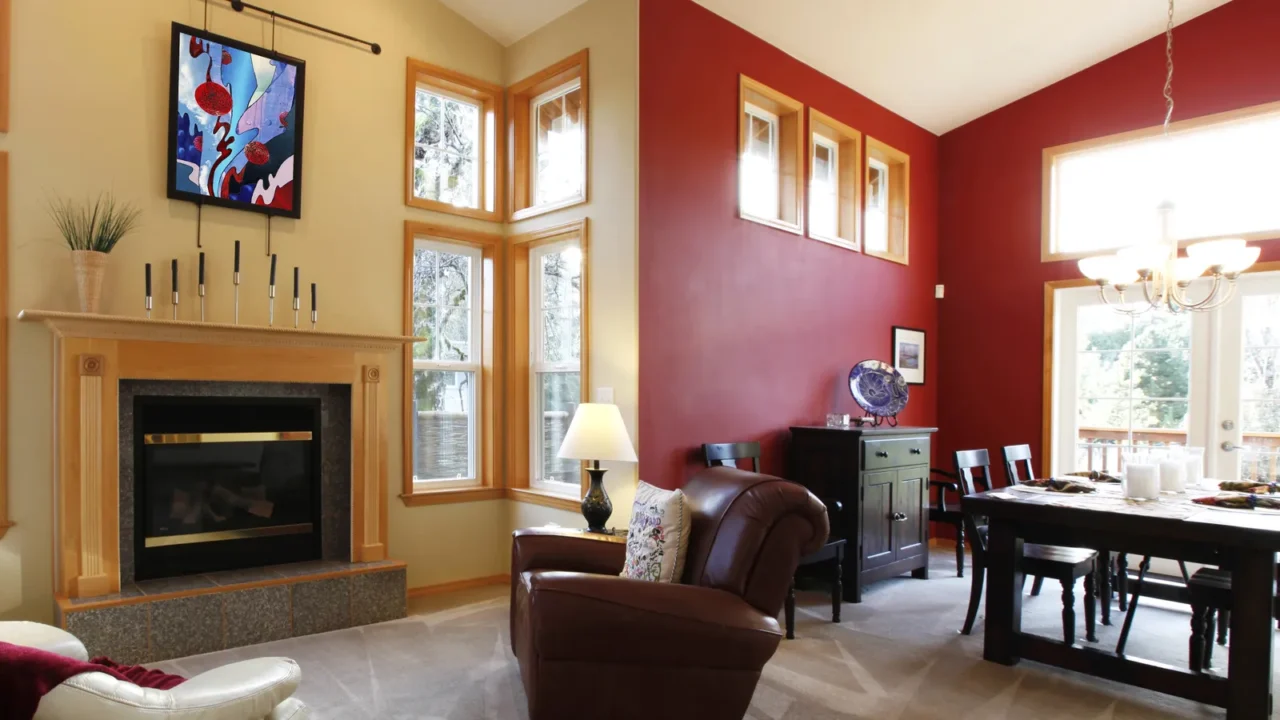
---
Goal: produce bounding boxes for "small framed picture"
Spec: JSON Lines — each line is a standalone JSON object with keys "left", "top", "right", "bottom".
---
{"left": 891, "top": 326, "right": 926, "bottom": 385}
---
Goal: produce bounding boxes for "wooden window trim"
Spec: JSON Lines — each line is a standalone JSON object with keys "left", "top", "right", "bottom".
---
{"left": 400, "top": 221, "right": 503, "bottom": 506}
{"left": 1040, "top": 99, "right": 1280, "bottom": 263}
{"left": 0, "top": 153, "right": 9, "bottom": 539}
{"left": 508, "top": 50, "right": 590, "bottom": 222}
{"left": 405, "top": 59, "right": 505, "bottom": 222}
{"left": 0, "top": 0, "right": 9, "bottom": 133}
{"left": 864, "top": 136, "right": 910, "bottom": 266}
{"left": 808, "top": 108, "right": 862, "bottom": 252}
{"left": 739, "top": 75, "right": 804, "bottom": 235}
{"left": 506, "top": 219, "right": 590, "bottom": 506}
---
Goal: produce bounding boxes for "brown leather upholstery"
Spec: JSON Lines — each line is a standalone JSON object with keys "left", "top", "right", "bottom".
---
{"left": 510, "top": 466, "right": 829, "bottom": 720}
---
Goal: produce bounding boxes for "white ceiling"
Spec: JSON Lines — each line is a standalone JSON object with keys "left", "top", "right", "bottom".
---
{"left": 439, "top": 0, "right": 589, "bottom": 46}
{"left": 693, "top": 0, "right": 1232, "bottom": 134}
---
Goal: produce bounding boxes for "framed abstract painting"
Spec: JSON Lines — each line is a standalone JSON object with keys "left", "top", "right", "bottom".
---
{"left": 891, "top": 326, "right": 926, "bottom": 385}
{"left": 167, "top": 23, "right": 306, "bottom": 218}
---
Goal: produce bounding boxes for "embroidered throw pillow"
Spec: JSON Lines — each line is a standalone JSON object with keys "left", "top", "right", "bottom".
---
{"left": 620, "top": 481, "right": 692, "bottom": 583}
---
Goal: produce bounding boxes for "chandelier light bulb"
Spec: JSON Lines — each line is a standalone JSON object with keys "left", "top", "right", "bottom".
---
{"left": 1117, "top": 244, "right": 1172, "bottom": 273}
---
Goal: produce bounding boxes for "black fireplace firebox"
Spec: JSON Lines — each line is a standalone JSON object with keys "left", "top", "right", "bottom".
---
{"left": 133, "top": 396, "right": 323, "bottom": 581}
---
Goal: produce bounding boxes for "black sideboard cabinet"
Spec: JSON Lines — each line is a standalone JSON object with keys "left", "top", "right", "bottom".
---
{"left": 788, "top": 425, "right": 938, "bottom": 603}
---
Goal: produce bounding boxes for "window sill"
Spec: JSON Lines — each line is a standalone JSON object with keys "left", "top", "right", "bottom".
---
{"left": 865, "top": 248, "right": 909, "bottom": 266}
{"left": 509, "top": 194, "right": 587, "bottom": 223}
{"left": 740, "top": 211, "right": 803, "bottom": 236}
{"left": 507, "top": 488, "right": 581, "bottom": 512}
{"left": 808, "top": 233, "right": 860, "bottom": 253}
{"left": 399, "top": 487, "right": 505, "bottom": 507}
{"left": 406, "top": 195, "right": 502, "bottom": 223}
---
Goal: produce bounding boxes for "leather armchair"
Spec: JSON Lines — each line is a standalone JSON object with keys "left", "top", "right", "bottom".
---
{"left": 0, "top": 621, "right": 310, "bottom": 719}
{"left": 510, "top": 466, "right": 829, "bottom": 720}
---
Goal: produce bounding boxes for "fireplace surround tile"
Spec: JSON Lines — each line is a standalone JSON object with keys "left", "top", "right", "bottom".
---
{"left": 206, "top": 566, "right": 286, "bottom": 587}
{"left": 136, "top": 574, "right": 216, "bottom": 596}
{"left": 118, "top": 381, "right": 352, "bottom": 585}
{"left": 291, "top": 577, "right": 352, "bottom": 636}
{"left": 65, "top": 604, "right": 151, "bottom": 665}
{"left": 351, "top": 567, "right": 407, "bottom": 626}
{"left": 150, "top": 594, "right": 225, "bottom": 661}
{"left": 224, "top": 585, "right": 292, "bottom": 647}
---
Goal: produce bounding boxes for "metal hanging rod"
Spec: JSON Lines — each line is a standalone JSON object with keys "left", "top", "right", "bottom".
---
{"left": 229, "top": 0, "right": 382, "bottom": 55}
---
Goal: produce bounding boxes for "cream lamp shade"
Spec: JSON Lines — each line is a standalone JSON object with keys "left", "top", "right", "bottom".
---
{"left": 557, "top": 403, "right": 638, "bottom": 463}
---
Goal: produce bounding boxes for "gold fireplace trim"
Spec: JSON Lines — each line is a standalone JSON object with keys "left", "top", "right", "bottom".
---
{"left": 144, "top": 522, "right": 314, "bottom": 548}
{"left": 143, "top": 431, "right": 313, "bottom": 445}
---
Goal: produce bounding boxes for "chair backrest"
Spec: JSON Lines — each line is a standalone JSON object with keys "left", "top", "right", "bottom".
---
{"left": 955, "top": 449, "right": 994, "bottom": 560}
{"left": 702, "top": 442, "right": 762, "bottom": 473}
{"left": 680, "top": 466, "right": 829, "bottom": 616}
{"left": 1002, "top": 444, "right": 1035, "bottom": 485}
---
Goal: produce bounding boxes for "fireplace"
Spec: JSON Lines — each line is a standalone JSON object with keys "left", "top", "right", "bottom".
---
{"left": 133, "top": 395, "right": 323, "bottom": 580}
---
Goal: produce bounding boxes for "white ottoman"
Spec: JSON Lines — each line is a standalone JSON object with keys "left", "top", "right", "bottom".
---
{"left": 0, "top": 621, "right": 88, "bottom": 661}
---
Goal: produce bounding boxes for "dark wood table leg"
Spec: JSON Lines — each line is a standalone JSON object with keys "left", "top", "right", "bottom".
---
{"left": 1097, "top": 549, "right": 1112, "bottom": 626}
{"left": 1227, "top": 548, "right": 1274, "bottom": 720}
{"left": 983, "top": 518, "right": 1024, "bottom": 665}
{"left": 785, "top": 581, "right": 796, "bottom": 640}
{"left": 832, "top": 546, "right": 843, "bottom": 623}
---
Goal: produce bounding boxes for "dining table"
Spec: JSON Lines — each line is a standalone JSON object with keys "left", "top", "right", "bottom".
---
{"left": 963, "top": 481, "right": 1280, "bottom": 719}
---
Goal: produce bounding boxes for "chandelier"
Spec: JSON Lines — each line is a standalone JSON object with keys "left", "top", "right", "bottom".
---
{"left": 1076, "top": 0, "right": 1259, "bottom": 314}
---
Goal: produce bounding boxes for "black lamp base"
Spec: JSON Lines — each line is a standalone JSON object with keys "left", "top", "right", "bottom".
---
{"left": 581, "top": 465, "right": 613, "bottom": 534}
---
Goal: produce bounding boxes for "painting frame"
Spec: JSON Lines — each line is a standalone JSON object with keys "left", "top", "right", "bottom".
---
{"left": 166, "top": 22, "right": 306, "bottom": 219}
{"left": 891, "top": 326, "right": 926, "bottom": 386}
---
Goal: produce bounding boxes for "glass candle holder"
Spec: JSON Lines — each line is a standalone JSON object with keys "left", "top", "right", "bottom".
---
{"left": 1123, "top": 450, "right": 1161, "bottom": 501}
{"left": 1182, "top": 447, "right": 1206, "bottom": 488}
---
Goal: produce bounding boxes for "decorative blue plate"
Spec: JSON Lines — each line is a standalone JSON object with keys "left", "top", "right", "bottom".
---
{"left": 849, "top": 360, "right": 909, "bottom": 417}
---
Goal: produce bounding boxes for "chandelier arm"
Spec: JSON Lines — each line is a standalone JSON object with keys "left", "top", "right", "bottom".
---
{"left": 1175, "top": 274, "right": 1226, "bottom": 311}
{"left": 1099, "top": 284, "right": 1152, "bottom": 316}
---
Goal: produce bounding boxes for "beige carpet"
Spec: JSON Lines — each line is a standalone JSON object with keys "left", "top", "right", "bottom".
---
{"left": 156, "top": 550, "right": 1274, "bottom": 718}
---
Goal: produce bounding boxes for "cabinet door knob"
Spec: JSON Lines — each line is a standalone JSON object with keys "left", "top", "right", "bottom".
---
{"left": 909, "top": 448, "right": 922, "bottom": 455}
{"left": 888, "top": 512, "right": 907, "bottom": 522}
{"left": 875, "top": 451, "right": 889, "bottom": 458}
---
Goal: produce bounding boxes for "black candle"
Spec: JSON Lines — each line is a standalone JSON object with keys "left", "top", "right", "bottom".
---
{"left": 198, "top": 252, "right": 205, "bottom": 285}
{"left": 234, "top": 240, "right": 241, "bottom": 273}
{"left": 270, "top": 254, "right": 277, "bottom": 286}
{"left": 145, "top": 263, "right": 152, "bottom": 296}
{"left": 311, "top": 283, "right": 317, "bottom": 311}
{"left": 293, "top": 267, "right": 299, "bottom": 299}
{"left": 171, "top": 259, "right": 178, "bottom": 292}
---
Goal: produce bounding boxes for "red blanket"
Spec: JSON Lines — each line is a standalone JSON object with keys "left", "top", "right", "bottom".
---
{"left": 0, "top": 641, "right": 185, "bottom": 720}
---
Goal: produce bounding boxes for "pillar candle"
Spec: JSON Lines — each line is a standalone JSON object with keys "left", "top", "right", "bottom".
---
{"left": 311, "top": 283, "right": 317, "bottom": 311}
{"left": 293, "top": 267, "right": 299, "bottom": 299}
{"left": 1125, "top": 464, "right": 1161, "bottom": 500}
{"left": 144, "top": 263, "right": 151, "bottom": 296}
{"left": 1159, "top": 459, "right": 1187, "bottom": 492}
{"left": 269, "top": 254, "right": 277, "bottom": 286}
{"left": 171, "top": 259, "right": 178, "bottom": 292}
{"left": 198, "top": 252, "right": 205, "bottom": 285}
{"left": 234, "top": 240, "right": 241, "bottom": 273}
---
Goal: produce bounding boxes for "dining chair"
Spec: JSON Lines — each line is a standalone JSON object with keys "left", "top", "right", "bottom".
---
{"left": 702, "top": 442, "right": 846, "bottom": 640}
{"left": 1001, "top": 444, "right": 1035, "bottom": 485}
{"left": 958, "top": 449, "right": 1099, "bottom": 645}
{"left": 1185, "top": 566, "right": 1280, "bottom": 670}
{"left": 929, "top": 467, "right": 968, "bottom": 577}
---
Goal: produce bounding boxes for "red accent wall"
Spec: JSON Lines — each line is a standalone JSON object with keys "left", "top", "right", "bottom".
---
{"left": 937, "top": 0, "right": 1280, "bottom": 474}
{"left": 638, "top": 0, "right": 940, "bottom": 487}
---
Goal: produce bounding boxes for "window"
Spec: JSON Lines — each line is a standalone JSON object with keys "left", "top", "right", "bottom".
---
{"left": 405, "top": 60, "right": 503, "bottom": 221}
{"left": 808, "top": 108, "right": 862, "bottom": 250}
{"left": 864, "top": 136, "right": 910, "bottom": 265}
{"left": 1042, "top": 102, "right": 1280, "bottom": 261}
{"left": 507, "top": 220, "right": 589, "bottom": 508}
{"left": 530, "top": 240, "right": 583, "bottom": 495}
{"left": 739, "top": 75, "right": 803, "bottom": 233}
{"left": 401, "top": 222, "right": 502, "bottom": 505}
{"left": 509, "top": 50, "right": 589, "bottom": 221}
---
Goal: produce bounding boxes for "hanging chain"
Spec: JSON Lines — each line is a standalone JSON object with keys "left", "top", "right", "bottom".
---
{"left": 1163, "top": 0, "right": 1175, "bottom": 136}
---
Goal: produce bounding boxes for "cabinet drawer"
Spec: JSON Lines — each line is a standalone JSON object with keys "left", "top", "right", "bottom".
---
{"left": 863, "top": 437, "right": 929, "bottom": 470}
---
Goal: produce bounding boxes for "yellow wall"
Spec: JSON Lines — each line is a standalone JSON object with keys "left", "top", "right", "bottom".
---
{"left": 503, "top": 0, "right": 640, "bottom": 536}
{"left": 0, "top": 0, "right": 513, "bottom": 622}
{"left": 0, "top": 0, "right": 640, "bottom": 622}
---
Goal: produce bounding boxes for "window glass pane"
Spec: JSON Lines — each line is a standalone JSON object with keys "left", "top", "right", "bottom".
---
{"left": 1052, "top": 112, "right": 1280, "bottom": 255}
{"left": 811, "top": 140, "right": 838, "bottom": 238}
{"left": 865, "top": 160, "right": 889, "bottom": 251}
{"left": 741, "top": 109, "right": 779, "bottom": 219}
{"left": 534, "top": 85, "right": 584, "bottom": 206}
{"left": 537, "top": 371, "right": 580, "bottom": 485}
{"left": 413, "top": 88, "right": 480, "bottom": 208}
{"left": 538, "top": 248, "right": 582, "bottom": 363}
{"left": 411, "top": 369, "right": 475, "bottom": 482}
{"left": 412, "top": 246, "right": 473, "bottom": 362}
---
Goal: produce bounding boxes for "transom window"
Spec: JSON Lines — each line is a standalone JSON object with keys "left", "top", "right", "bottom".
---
{"left": 530, "top": 239, "right": 583, "bottom": 495}
{"left": 741, "top": 103, "right": 780, "bottom": 221}
{"left": 532, "top": 79, "right": 585, "bottom": 208}
{"left": 738, "top": 75, "right": 803, "bottom": 233}
{"left": 410, "top": 238, "right": 482, "bottom": 489}
{"left": 809, "top": 136, "right": 839, "bottom": 240}
{"left": 414, "top": 87, "right": 480, "bottom": 209}
{"left": 865, "top": 157, "right": 889, "bottom": 253}
{"left": 1043, "top": 103, "right": 1280, "bottom": 260}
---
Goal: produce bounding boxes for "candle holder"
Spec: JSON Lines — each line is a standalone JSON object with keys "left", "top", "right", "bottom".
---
{"left": 144, "top": 263, "right": 153, "bottom": 319}
{"left": 293, "top": 297, "right": 300, "bottom": 329}
{"left": 233, "top": 240, "right": 242, "bottom": 325}
{"left": 170, "top": 259, "right": 179, "bottom": 320}
{"left": 145, "top": 295, "right": 153, "bottom": 319}
{"left": 311, "top": 309, "right": 317, "bottom": 331}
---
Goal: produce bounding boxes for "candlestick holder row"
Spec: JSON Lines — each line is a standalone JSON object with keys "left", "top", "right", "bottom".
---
{"left": 142, "top": 244, "right": 318, "bottom": 330}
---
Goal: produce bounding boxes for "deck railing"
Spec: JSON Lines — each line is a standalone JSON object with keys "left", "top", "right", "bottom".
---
{"left": 1077, "top": 427, "right": 1280, "bottom": 482}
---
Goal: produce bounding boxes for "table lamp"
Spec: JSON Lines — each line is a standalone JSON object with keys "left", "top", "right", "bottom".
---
{"left": 557, "top": 403, "right": 637, "bottom": 534}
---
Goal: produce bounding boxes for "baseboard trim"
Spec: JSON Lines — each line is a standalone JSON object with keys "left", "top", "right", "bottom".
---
{"left": 407, "top": 574, "right": 508, "bottom": 598}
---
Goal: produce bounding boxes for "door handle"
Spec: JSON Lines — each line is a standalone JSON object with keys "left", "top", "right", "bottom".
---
{"left": 1222, "top": 441, "right": 1243, "bottom": 452}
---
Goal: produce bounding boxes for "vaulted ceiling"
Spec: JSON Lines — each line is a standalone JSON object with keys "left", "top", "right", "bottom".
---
{"left": 441, "top": 0, "right": 1232, "bottom": 134}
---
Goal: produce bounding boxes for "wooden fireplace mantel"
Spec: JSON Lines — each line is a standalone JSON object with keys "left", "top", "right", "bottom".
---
{"left": 21, "top": 310, "right": 421, "bottom": 599}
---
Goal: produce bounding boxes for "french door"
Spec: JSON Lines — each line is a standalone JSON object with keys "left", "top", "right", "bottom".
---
{"left": 1052, "top": 270, "right": 1280, "bottom": 484}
